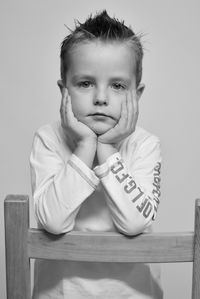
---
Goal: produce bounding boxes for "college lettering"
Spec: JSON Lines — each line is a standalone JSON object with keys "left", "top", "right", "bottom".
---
{"left": 152, "top": 162, "right": 161, "bottom": 208}
{"left": 111, "top": 158, "right": 159, "bottom": 219}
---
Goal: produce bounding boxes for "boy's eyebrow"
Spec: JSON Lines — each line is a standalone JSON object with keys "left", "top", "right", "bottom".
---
{"left": 71, "top": 74, "right": 95, "bottom": 81}
{"left": 110, "top": 77, "right": 131, "bottom": 84}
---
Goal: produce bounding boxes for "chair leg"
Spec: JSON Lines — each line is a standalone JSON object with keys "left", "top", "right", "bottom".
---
{"left": 4, "top": 195, "right": 31, "bottom": 299}
{"left": 192, "top": 198, "right": 200, "bottom": 299}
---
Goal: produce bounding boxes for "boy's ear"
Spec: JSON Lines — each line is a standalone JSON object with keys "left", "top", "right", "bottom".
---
{"left": 136, "top": 83, "right": 145, "bottom": 100}
{"left": 57, "top": 80, "right": 64, "bottom": 94}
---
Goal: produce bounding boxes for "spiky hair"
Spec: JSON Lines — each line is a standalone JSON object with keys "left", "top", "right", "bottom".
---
{"left": 60, "top": 10, "right": 143, "bottom": 86}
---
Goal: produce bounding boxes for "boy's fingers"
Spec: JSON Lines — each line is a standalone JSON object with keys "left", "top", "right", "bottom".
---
{"left": 60, "top": 89, "right": 69, "bottom": 128}
{"left": 119, "top": 96, "right": 127, "bottom": 126}
{"left": 60, "top": 88, "right": 68, "bottom": 113}
{"left": 62, "top": 87, "right": 68, "bottom": 98}
{"left": 125, "top": 89, "right": 138, "bottom": 130}
{"left": 132, "top": 90, "right": 139, "bottom": 126}
{"left": 65, "top": 95, "right": 76, "bottom": 125}
{"left": 126, "top": 90, "right": 134, "bottom": 128}
{"left": 133, "top": 90, "right": 138, "bottom": 116}
{"left": 66, "top": 94, "right": 72, "bottom": 114}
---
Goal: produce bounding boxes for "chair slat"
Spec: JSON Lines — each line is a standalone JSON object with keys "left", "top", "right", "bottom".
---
{"left": 28, "top": 229, "right": 194, "bottom": 263}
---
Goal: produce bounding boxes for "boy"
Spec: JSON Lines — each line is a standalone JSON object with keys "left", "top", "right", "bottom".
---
{"left": 30, "top": 10, "right": 162, "bottom": 299}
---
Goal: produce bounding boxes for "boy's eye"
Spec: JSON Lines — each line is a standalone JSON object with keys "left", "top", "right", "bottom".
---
{"left": 78, "top": 81, "right": 93, "bottom": 88}
{"left": 112, "top": 83, "right": 126, "bottom": 90}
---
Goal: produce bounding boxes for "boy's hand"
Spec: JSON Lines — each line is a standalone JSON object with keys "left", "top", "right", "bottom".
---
{"left": 60, "top": 88, "right": 97, "bottom": 144}
{"left": 98, "top": 90, "right": 138, "bottom": 145}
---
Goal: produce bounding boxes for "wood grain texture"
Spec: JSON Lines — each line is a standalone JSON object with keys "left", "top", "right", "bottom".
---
{"left": 4, "top": 195, "right": 199, "bottom": 299}
{"left": 4, "top": 195, "right": 31, "bottom": 299}
{"left": 28, "top": 229, "right": 194, "bottom": 263}
{"left": 192, "top": 198, "right": 200, "bottom": 299}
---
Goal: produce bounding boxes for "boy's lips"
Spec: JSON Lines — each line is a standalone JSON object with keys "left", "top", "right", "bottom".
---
{"left": 89, "top": 112, "right": 115, "bottom": 120}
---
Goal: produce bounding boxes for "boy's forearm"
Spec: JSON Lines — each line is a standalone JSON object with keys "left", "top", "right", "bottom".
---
{"left": 74, "top": 138, "right": 97, "bottom": 168}
{"left": 97, "top": 142, "right": 118, "bottom": 165}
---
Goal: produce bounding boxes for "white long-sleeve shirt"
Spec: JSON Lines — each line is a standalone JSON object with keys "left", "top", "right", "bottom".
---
{"left": 30, "top": 120, "right": 163, "bottom": 299}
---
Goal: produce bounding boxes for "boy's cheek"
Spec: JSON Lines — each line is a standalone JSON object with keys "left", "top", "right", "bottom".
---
{"left": 69, "top": 90, "right": 90, "bottom": 106}
{"left": 71, "top": 104, "right": 80, "bottom": 118}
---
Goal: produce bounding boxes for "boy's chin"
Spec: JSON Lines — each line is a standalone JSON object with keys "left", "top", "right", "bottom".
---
{"left": 92, "top": 126, "right": 111, "bottom": 136}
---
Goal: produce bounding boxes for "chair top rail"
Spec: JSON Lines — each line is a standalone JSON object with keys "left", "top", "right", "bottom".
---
{"left": 5, "top": 195, "right": 198, "bottom": 263}
{"left": 28, "top": 229, "right": 194, "bottom": 263}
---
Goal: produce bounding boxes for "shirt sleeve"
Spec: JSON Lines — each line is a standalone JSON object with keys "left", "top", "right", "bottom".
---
{"left": 30, "top": 129, "right": 99, "bottom": 234}
{"left": 93, "top": 135, "right": 161, "bottom": 236}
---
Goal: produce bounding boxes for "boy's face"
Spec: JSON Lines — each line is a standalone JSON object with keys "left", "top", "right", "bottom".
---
{"left": 64, "top": 41, "right": 143, "bottom": 135}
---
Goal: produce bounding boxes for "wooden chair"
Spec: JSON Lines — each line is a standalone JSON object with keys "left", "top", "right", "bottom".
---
{"left": 4, "top": 195, "right": 200, "bottom": 299}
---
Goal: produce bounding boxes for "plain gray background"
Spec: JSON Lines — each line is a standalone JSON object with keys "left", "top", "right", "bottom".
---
{"left": 1, "top": 0, "right": 200, "bottom": 298}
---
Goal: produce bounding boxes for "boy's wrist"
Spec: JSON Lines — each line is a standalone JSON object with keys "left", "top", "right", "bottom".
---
{"left": 74, "top": 138, "right": 97, "bottom": 169}
{"left": 78, "top": 137, "right": 97, "bottom": 148}
{"left": 97, "top": 142, "right": 117, "bottom": 165}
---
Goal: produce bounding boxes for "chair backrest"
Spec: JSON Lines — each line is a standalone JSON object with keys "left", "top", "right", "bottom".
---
{"left": 4, "top": 195, "right": 200, "bottom": 299}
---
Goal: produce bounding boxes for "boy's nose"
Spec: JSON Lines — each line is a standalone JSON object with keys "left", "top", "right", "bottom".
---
{"left": 94, "top": 89, "right": 109, "bottom": 106}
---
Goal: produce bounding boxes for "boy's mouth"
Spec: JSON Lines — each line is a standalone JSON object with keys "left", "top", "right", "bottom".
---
{"left": 89, "top": 112, "right": 115, "bottom": 120}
